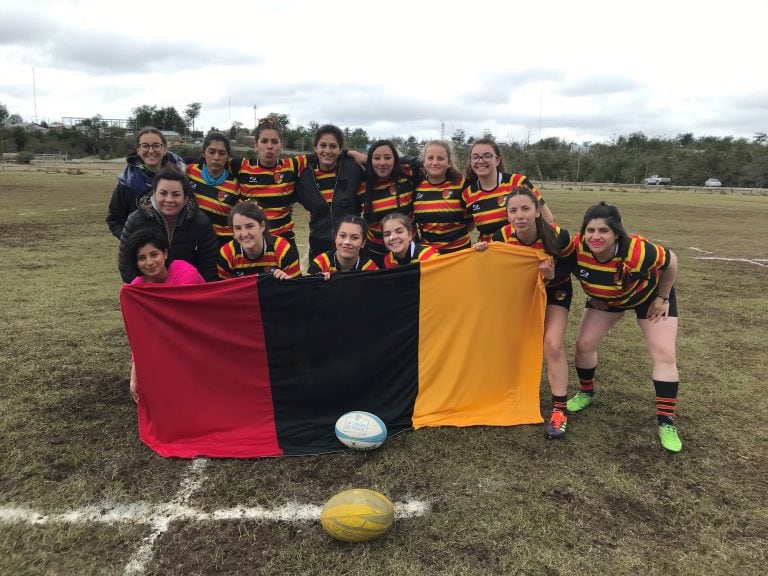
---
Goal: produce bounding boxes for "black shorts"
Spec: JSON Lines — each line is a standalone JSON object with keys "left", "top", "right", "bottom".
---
{"left": 586, "top": 287, "right": 678, "bottom": 319}
{"left": 546, "top": 279, "right": 573, "bottom": 310}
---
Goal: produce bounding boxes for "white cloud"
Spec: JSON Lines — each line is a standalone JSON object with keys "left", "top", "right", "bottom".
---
{"left": 1, "top": 0, "right": 766, "bottom": 143}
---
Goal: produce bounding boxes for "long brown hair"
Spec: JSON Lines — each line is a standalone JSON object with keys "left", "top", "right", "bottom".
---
{"left": 505, "top": 187, "right": 559, "bottom": 257}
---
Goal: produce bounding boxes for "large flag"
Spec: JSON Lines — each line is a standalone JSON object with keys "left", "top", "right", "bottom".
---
{"left": 120, "top": 243, "right": 547, "bottom": 458}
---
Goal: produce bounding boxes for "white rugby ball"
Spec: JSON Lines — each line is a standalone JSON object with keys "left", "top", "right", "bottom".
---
{"left": 334, "top": 411, "right": 388, "bottom": 450}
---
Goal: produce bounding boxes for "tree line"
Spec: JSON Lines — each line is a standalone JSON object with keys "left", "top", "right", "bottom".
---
{"left": 2, "top": 101, "right": 766, "bottom": 187}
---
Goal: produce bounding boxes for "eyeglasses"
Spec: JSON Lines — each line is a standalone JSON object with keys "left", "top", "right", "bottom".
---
{"left": 470, "top": 153, "right": 498, "bottom": 163}
{"left": 138, "top": 142, "right": 164, "bottom": 152}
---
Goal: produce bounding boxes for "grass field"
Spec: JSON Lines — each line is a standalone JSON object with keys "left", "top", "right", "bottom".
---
{"left": 0, "top": 167, "right": 766, "bottom": 576}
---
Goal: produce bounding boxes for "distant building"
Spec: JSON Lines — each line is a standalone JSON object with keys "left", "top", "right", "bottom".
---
{"left": 569, "top": 143, "right": 590, "bottom": 154}
{"left": 160, "top": 131, "right": 182, "bottom": 143}
{"left": 5, "top": 122, "right": 49, "bottom": 134}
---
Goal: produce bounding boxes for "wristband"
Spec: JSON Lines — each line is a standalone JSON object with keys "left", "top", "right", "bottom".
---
{"left": 657, "top": 295, "right": 669, "bottom": 303}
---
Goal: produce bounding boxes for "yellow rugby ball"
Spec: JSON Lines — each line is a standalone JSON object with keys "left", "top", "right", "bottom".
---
{"left": 320, "top": 488, "right": 394, "bottom": 542}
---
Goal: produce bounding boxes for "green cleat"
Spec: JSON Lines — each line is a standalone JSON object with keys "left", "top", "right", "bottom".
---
{"left": 658, "top": 423, "right": 683, "bottom": 453}
{"left": 566, "top": 391, "right": 594, "bottom": 413}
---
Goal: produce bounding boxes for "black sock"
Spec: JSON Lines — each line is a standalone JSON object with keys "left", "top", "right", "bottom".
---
{"left": 654, "top": 380, "right": 679, "bottom": 425}
{"left": 575, "top": 366, "right": 596, "bottom": 395}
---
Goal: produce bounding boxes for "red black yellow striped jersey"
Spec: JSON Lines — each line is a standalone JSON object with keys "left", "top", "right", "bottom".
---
{"left": 412, "top": 177, "right": 472, "bottom": 253}
{"left": 307, "top": 251, "right": 379, "bottom": 275}
{"left": 311, "top": 167, "right": 341, "bottom": 205}
{"left": 461, "top": 173, "right": 543, "bottom": 242}
{"left": 186, "top": 163, "right": 239, "bottom": 241}
{"left": 234, "top": 155, "right": 308, "bottom": 239}
{"left": 492, "top": 224, "right": 575, "bottom": 287}
{"left": 217, "top": 234, "right": 301, "bottom": 280}
{"left": 359, "top": 164, "right": 415, "bottom": 255}
{"left": 572, "top": 233, "right": 670, "bottom": 308}
{"left": 383, "top": 242, "right": 440, "bottom": 268}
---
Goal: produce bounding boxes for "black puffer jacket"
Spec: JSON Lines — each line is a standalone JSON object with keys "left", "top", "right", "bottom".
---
{"left": 118, "top": 194, "right": 219, "bottom": 283}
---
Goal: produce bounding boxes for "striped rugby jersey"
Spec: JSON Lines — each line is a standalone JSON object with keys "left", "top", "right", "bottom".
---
{"left": 572, "top": 233, "right": 670, "bottom": 308}
{"left": 307, "top": 251, "right": 379, "bottom": 275}
{"left": 217, "top": 235, "right": 301, "bottom": 279}
{"left": 413, "top": 177, "right": 472, "bottom": 253}
{"left": 462, "top": 173, "right": 543, "bottom": 242}
{"left": 186, "top": 163, "right": 239, "bottom": 242}
{"left": 493, "top": 224, "right": 575, "bottom": 287}
{"left": 359, "top": 162, "right": 416, "bottom": 254}
{"left": 383, "top": 242, "right": 440, "bottom": 268}
{"left": 235, "top": 155, "right": 308, "bottom": 239}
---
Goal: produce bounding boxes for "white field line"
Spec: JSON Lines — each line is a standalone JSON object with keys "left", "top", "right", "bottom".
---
{"left": 1, "top": 451, "right": 429, "bottom": 575}
{"left": 0, "top": 498, "right": 429, "bottom": 525}
{"left": 689, "top": 247, "right": 713, "bottom": 254}
{"left": 1, "top": 493, "right": 429, "bottom": 576}
{"left": 691, "top": 256, "right": 768, "bottom": 268}
{"left": 122, "top": 458, "right": 209, "bottom": 575}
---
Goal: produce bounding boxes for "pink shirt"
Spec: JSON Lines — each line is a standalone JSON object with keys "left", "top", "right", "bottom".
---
{"left": 130, "top": 260, "right": 205, "bottom": 286}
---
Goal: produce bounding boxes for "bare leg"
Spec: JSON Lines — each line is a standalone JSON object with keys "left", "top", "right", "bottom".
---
{"left": 574, "top": 307, "right": 624, "bottom": 370}
{"left": 129, "top": 361, "right": 138, "bottom": 404}
{"left": 544, "top": 305, "right": 570, "bottom": 396}
{"left": 637, "top": 317, "right": 679, "bottom": 381}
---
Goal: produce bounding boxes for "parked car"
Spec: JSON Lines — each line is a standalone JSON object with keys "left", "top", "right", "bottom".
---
{"left": 704, "top": 178, "right": 722, "bottom": 187}
{"left": 644, "top": 175, "right": 672, "bottom": 185}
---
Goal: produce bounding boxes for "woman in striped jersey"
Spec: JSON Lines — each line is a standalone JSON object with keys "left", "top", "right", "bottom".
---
{"left": 462, "top": 139, "right": 554, "bottom": 242}
{"left": 308, "top": 215, "right": 378, "bottom": 279}
{"left": 217, "top": 201, "right": 301, "bottom": 280}
{"left": 359, "top": 140, "right": 420, "bottom": 266}
{"left": 381, "top": 212, "right": 439, "bottom": 268}
{"left": 412, "top": 140, "right": 473, "bottom": 253}
{"left": 473, "top": 187, "right": 575, "bottom": 439}
{"left": 567, "top": 201, "right": 682, "bottom": 453}
{"left": 232, "top": 119, "right": 310, "bottom": 255}
{"left": 185, "top": 131, "right": 239, "bottom": 246}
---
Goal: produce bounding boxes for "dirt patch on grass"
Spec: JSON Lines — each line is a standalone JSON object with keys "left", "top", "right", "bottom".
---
{"left": 151, "top": 521, "right": 335, "bottom": 576}
{"left": 0, "top": 366, "right": 191, "bottom": 507}
{"left": 0, "top": 221, "right": 65, "bottom": 247}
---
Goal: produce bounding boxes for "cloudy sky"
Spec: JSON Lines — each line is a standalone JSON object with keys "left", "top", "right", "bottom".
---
{"left": 1, "top": 0, "right": 765, "bottom": 145}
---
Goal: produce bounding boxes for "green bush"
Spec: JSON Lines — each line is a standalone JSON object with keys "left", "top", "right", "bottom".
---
{"left": 16, "top": 151, "right": 34, "bottom": 164}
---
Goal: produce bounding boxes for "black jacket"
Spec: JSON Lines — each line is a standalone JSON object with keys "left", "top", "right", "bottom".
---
{"left": 118, "top": 194, "right": 219, "bottom": 283}
{"left": 294, "top": 153, "right": 364, "bottom": 258}
{"left": 106, "top": 151, "right": 185, "bottom": 239}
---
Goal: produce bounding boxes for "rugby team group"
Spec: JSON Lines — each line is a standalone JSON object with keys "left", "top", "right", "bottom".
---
{"left": 107, "top": 119, "right": 684, "bottom": 453}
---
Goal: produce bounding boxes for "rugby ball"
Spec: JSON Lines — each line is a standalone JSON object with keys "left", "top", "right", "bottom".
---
{"left": 320, "top": 488, "right": 394, "bottom": 542}
{"left": 334, "top": 411, "right": 387, "bottom": 450}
